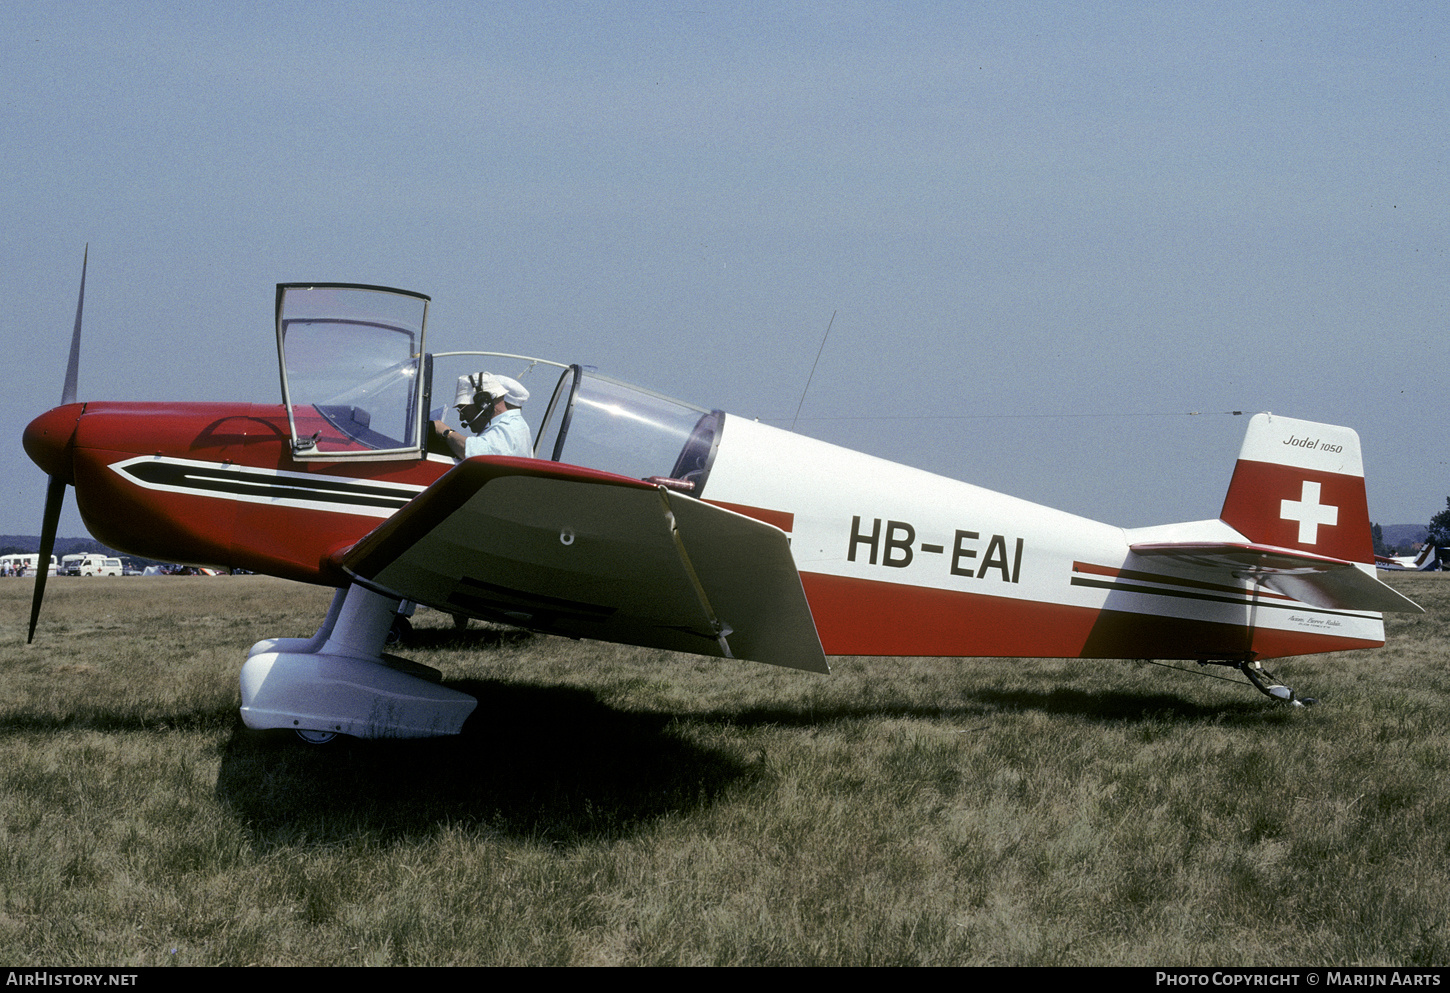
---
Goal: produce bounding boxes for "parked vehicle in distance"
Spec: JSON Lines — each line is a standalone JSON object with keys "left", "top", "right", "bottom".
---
{"left": 89, "top": 557, "right": 124, "bottom": 577}
{"left": 62, "top": 553, "right": 123, "bottom": 577}
{"left": 1, "top": 554, "right": 58, "bottom": 577}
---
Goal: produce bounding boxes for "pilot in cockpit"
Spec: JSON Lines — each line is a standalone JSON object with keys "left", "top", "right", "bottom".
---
{"left": 431, "top": 372, "right": 532, "bottom": 460}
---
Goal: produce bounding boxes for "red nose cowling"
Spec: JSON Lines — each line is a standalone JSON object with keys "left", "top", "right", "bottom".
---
{"left": 23, "top": 403, "right": 83, "bottom": 484}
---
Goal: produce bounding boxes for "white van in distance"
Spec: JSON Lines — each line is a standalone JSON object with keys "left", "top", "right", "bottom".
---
{"left": 63, "top": 553, "right": 123, "bottom": 577}
{"left": 1, "top": 554, "right": 58, "bottom": 577}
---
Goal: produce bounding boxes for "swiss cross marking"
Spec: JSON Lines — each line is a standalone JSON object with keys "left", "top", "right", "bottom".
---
{"left": 1280, "top": 480, "right": 1338, "bottom": 544}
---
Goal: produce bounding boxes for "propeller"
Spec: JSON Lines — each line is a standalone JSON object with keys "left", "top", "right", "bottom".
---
{"left": 26, "top": 246, "right": 87, "bottom": 644}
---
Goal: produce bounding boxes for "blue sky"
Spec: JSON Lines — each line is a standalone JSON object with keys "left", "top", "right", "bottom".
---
{"left": 3, "top": 1, "right": 1445, "bottom": 539}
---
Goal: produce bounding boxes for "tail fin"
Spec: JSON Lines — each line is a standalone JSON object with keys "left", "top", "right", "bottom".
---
{"left": 1219, "top": 413, "right": 1374, "bottom": 564}
{"left": 1128, "top": 413, "right": 1419, "bottom": 615}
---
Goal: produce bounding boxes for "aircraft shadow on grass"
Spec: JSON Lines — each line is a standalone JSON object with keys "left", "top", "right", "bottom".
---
{"left": 209, "top": 672, "right": 1283, "bottom": 850}
{"left": 700, "top": 689, "right": 1280, "bottom": 730}
{"left": 0, "top": 672, "right": 1283, "bottom": 850}
{"left": 214, "top": 678, "right": 761, "bottom": 848}
{"left": 968, "top": 685, "right": 1286, "bottom": 724}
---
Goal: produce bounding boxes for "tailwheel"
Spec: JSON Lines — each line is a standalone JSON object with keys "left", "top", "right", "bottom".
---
{"left": 1198, "top": 656, "right": 1317, "bottom": 707}
{"left": 1236, "top": 660, "right": 1316, "bottom": 707}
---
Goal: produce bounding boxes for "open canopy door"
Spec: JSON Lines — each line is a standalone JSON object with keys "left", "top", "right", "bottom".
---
{"left": 276, "top": 283, "right": 430, "bottom": 461}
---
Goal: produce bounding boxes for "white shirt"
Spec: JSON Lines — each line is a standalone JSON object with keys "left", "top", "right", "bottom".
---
{"left": 462, "top": 408, "right": 532, "bottom": 459}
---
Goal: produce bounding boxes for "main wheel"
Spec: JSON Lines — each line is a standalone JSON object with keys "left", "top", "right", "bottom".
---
{"left": 386, "top": 615, "right": 413, "bottom": 647}
{"left": 295, "top": 729, "right": 339, "bottom": 745}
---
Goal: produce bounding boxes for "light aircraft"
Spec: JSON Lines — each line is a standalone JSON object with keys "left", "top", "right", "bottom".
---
{"left": 23, "top": 260, "right": 1423, "bottom": 741}
{"left": 1375, "top": 543, "right": 1443, "bottom": 572}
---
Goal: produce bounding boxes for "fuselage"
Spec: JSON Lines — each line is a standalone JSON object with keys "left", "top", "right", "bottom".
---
{"left": 24, "top": 397, "right": 1387, "bottom": 662}
{"left": 705, "top": 417, "right": 1385, "bottom": 660}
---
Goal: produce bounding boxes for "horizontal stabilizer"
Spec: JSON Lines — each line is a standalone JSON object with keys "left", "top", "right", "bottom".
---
{"left": 1130, "top": 541, "right": 1424, "bottom": 614}
{"left": 342, "top": 457, "right": 829, "bottom": 672}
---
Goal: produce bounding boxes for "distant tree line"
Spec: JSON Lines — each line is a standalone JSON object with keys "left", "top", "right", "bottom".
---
{"left": 1429, "top": 498, "right": 1450, "bottom": 547}
{"left": 1372, "top": 499, "right": 1450, "bottom": 557}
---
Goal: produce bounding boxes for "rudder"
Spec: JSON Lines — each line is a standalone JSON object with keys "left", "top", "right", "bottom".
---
{"left": 1219, "top": 413, "right": 1374, "bottom": 565}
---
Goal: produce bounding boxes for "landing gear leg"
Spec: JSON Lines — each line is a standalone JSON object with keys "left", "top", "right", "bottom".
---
{"left": 1235, "top": 659, "right": 1316, "bottom": 707}
{"left": 1198, "top": 656, "right": 1317, "bottom": 707}
{"left": 240, "top": 583, "right": 477, "bottom": 739}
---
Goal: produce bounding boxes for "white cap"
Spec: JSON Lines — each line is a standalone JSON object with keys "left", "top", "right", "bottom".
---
{"left": 454, "top": 372, "right": 530, "bottom": 408}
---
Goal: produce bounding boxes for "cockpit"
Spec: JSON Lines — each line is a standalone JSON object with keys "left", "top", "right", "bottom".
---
{"left": 275, "top": 283, "right": 723, "bottom": 495}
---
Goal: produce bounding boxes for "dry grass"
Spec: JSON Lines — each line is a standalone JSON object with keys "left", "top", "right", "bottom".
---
{"left": 2, "top": 572, "right": 1447, "bottom": 965}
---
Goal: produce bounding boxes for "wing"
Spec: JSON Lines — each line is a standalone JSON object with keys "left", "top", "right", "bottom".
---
{"left": 1129, "top": 541, "right": 1424, "bottom": 614}
{"left": 340, "top": 457, "right": 829, "bottom": 673}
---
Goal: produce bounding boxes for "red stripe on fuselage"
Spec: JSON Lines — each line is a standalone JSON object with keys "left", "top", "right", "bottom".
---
{"left": 799, "top": 572, "right": 1381, "bottom": 660}
{"left": 802, "top": 572, "right": 1096, "bottom": 656}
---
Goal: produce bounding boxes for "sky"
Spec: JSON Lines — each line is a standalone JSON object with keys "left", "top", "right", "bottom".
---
{"left": 2, "top": 1, "right": 1446, "bottom": 541}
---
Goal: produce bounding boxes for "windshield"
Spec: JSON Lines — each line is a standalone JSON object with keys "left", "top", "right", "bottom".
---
{"left": 272, "top": 284, "right": 722, "bottom": 486}
{"left": 537, "top": 368, "right": 723, "bottom": 494}
{"left": 276, "top": 284, "right": 429, "bottom": 459}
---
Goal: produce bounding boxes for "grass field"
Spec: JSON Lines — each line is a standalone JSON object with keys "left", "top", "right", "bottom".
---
{"left": 2, "top": 572, "right": 1447, "bottom": 966}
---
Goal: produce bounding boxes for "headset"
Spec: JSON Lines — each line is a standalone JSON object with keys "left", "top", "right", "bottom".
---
{"left": 458, "top": 373, "right": 504, "bottom": 432}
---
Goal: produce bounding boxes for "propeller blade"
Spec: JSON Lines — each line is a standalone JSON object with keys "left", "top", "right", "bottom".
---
{"left": 28, "top": 246, "right": 90, "bottom": 642}
{"left": 27, "top": 475, "right": 67, "bottom": 644}
{"left": 62, "top": 244, "right": 86, "bottom": 406}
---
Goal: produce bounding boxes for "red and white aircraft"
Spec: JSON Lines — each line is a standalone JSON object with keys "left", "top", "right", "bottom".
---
{"left": 1375, "top": 543, "right": 1443, "bottom": 572}
{"left": 23, "top": 272, "right": 1422, "bottom": 741}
